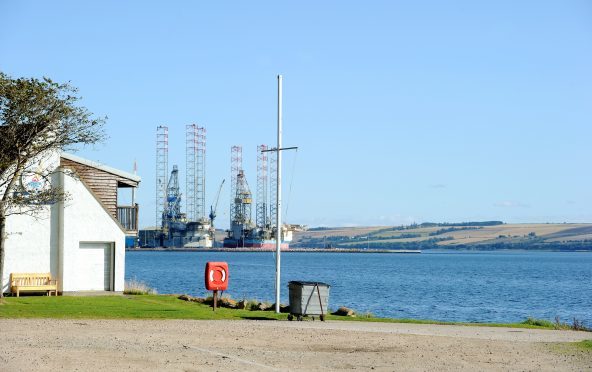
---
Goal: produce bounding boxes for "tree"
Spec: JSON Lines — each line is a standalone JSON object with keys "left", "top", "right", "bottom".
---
{"left": 0, "top": 72, "right": 105, "bottom": 297}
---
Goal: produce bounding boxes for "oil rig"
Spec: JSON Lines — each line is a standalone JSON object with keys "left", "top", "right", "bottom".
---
{"left": 142, "top": 125, "right": 222, "bottom": 248}
{"left": 222, "top": 145, "right": 304, "bottom": 249}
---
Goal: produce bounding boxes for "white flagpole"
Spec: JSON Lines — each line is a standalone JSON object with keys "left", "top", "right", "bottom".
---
{"left": 275, "top": 74, "right": 283, "bottom": 314}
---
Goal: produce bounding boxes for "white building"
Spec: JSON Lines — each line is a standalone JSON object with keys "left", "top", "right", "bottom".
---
{"left": 1, "top": 151, "right": 140, "bottom": 294}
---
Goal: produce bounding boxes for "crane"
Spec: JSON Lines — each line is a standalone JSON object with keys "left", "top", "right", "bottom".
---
{"left": 209, "top": 179, "right": 225, "bottom": 225}
{"left": 163, "top": 165, "right": 182, "bottom": 227}
{"left": 160, "top": 165, "right": 185, "bottom": 244}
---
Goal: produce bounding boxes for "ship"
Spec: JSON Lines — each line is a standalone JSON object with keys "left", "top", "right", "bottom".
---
{"left": 223, "top": 224, "right": 292, "bottom": 249}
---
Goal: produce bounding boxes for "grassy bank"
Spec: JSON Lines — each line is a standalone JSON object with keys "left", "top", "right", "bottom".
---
{"left": 548, "top": 339, "right": 592, "bottom": 356}
{"left": 0, "top": 295, "right": 285, "bottom": 320}
{"left": 0, "top": 295, "right": 586, "bottom": 332}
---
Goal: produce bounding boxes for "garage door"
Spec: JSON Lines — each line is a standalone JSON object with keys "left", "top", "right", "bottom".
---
{"left": 78, "top": 242, "right": 113, "bottom": 291}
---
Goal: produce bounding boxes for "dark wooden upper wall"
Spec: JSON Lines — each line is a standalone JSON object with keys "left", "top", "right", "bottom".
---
{"left": 60, "top": 157, "right": 137, "bottom": 218}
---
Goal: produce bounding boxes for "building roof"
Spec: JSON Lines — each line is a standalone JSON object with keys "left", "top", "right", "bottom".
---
{"left": 61, "top": 153, "right": 141, "bottom": 183}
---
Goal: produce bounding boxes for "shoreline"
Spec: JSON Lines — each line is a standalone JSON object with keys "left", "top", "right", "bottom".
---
{"left": 125, "top": 247, "right": 592, "bottom": 253}
{"left": 126, "top": 247, "right": 422, "bottom": 253}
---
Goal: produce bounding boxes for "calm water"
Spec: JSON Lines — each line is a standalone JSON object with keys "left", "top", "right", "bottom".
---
{"left": 126, "top": 251, "right": 592, "bottom": 325}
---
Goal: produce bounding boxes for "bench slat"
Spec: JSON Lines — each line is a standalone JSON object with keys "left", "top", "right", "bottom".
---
{"left": 12, "top": 285, "right": 56, "bottom": 291}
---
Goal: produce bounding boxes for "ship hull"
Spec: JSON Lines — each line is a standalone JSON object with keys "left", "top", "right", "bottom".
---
{"left": 223, "top": 238, "right": 289, "bottom": 249}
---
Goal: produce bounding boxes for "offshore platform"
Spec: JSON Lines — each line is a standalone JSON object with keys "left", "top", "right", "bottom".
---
{"left": 222, "top": 145, "right": 304, "bottom": 249}
{"left": 148, "top": 125, "right": 223, "bottom": 248}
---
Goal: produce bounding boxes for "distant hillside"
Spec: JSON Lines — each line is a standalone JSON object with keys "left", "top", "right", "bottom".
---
{"left": 291, "top": 222, "right": 592, "bottom": 251}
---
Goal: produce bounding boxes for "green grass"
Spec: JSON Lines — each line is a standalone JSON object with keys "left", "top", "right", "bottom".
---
{"left": 522, "top": 317, "right": 556, "bottom": 328}
{"left": 0, "top": 295, "right": 284, "bottom": 320}
{"left": 548, "top": 339, "right": 592, "bottom": 356}
{"left": 521, "top": 316, "right": 591, "bottom": 331}
{"left": 577, "top": 340, "right": 592, "bottom": 350}
{"left": 0, "top": 296, "right": 585, "bottom": 331}
{"left": 323, "top": 314, "right": 562, "bottom": 329}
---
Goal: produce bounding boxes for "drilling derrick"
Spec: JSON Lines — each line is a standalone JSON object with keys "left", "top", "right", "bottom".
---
{"left": 186, "top": 125, "right": 206, "bottom": 222}
{"left": 196, "top": 127, "right": 206, "bottom": 220}
{"left": 256, "top": 144, "right": 268, "bottom": 228}
{"left": 185, "top": 125, "right": 196, "bottom": 221}
{"left": 224, "top": 146, "right": 256, "bottom": 248}
{"left": 230, "top": 146, "right": 242, "bottom": 225}
{"left": 222, "top": 168, "right": 254, "bottom": 248}
{"left": 184, "top": 125, "right": 211, "bottom": 248}
{"left": 269, "top": 149, "right": 278, "bottom": 228}
{"left": 233, "top": 170, "right": 253, "bottom": 224}
{"left": 156, "top": 126, "right": 169, "bottom": 230}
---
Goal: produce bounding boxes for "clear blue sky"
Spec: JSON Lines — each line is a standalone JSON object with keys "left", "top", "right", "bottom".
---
{"left": 1, "top": 1, "right": 591, "bottom": 228}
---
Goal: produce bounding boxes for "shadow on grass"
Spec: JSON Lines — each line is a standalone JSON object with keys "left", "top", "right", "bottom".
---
{"left": 240, "top": 316, "right": 278, "bottom": 321}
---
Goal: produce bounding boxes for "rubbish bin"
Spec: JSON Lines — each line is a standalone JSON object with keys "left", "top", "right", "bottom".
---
{"left": 287, "top": 281, "right": 330, "bottom": 321}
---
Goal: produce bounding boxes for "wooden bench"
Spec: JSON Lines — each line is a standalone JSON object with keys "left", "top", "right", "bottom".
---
{"left": 10, "top": 273, "right": 58, "bottom": 297}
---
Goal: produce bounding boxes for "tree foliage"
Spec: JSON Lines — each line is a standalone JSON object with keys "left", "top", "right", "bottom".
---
{"left": 0, "top": 72, "right": 106, "bottom": 296}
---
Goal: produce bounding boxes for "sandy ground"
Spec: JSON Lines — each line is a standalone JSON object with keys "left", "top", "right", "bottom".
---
{"left": 0, "top": 319, "right": 590, "bottom": 371}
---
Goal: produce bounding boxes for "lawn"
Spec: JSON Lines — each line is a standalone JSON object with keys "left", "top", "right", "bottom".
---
{"left": 0, "top": 295, "right": 582, "bottom": 332}
{"left": 0, "top": 295, "right": 285, "bottom": 320}
{"left": 578, "top": 340, "right": 592, "bottom": 350}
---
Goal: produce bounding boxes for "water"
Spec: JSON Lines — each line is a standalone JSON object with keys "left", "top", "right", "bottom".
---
{"left": 126, "top": 250, "right": 592, "bottom": 325}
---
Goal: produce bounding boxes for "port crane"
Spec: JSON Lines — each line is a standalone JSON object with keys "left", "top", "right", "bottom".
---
{"left": 160, "top": 164, "right": 187, "bottom": 240}
{"left": 163, "top": 165, "right": 182, "bottom": 224}
{"left": 209, "top": 179, "right": 225, "bottom": 225}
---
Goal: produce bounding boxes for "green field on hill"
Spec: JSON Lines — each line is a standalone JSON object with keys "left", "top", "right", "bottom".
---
{"left": 292, "top": 222, "right": 592, "bottom": 250}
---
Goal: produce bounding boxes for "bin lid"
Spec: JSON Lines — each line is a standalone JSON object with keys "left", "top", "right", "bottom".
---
{"left": 288, "top": 281, "right": 330, "bottom": 287}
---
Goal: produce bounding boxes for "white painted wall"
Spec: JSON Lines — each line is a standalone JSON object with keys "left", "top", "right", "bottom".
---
{"left": 1, "top": 152, "right": 60, "bottom": 294}
{"left": 59, "top": 171, "right": 125, "bottom": 292}
{"left": 2, "top": 208, "right": 55, "bottom": 293}
{"left": 1, "top": 152, "right": 127, "bottom": 294}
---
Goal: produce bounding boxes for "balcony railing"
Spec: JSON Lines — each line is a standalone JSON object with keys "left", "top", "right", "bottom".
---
{"left": 117, "top": 204, "right": 139, "bottom": 232}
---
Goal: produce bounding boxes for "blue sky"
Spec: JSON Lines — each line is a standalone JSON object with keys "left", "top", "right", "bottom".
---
{"left": 1, "top": 1, "right": 591, "bottom": 228}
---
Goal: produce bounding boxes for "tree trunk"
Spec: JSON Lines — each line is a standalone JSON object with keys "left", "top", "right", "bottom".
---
{"left": 0, "top": 213, "right": 5, "bottom": 298}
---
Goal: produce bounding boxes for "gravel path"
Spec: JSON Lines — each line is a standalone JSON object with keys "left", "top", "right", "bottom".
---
{"left": 0, "top": 319, "right": 590, "bottom": 371}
